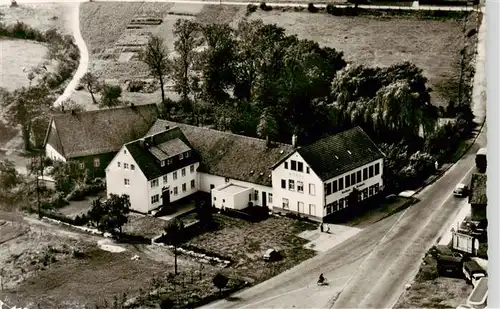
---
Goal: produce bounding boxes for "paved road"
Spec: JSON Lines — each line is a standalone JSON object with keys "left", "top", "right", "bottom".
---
{"left": 199, "top": 118, "right": 486, "bottom": 309}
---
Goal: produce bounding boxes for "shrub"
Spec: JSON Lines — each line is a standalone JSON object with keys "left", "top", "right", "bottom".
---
{"left": 260, "top": 2, "right": 272, "bottom": 11}
{"left": 308, "top": 3, "right": 319, "bottom": 12}
{"left": 246, "top": 4, "right": 258, "bottom": 15}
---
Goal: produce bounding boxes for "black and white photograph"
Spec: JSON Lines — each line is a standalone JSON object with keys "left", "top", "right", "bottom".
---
{"left": 0, "top": 0, "right": 497, "bottom": 308}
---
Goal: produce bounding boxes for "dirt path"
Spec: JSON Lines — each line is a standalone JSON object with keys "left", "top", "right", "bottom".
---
{"left": 54, "top": 2, "right": 89, "bottom": 107}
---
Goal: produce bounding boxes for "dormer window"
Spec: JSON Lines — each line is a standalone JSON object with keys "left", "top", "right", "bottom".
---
{"left": 161, "top": 160, "right": 165, "bottom": 167}
{"left": 179, "top": 153, "right": 184, "bottom": 160}
{"left": 167, "top": 158, "right": 172, "bottom": 165}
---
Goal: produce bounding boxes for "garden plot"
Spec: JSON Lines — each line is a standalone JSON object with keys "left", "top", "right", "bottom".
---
{"left": 195, "top": 4, "right": 247, "bottom": 28}
{"left": 185, "top": 214, "right": 317, "bottom": 283}
{"left": 248, "top": 11, "right": 466, "bottom": 107}
{"left": 152, "top": 3, "right": 205, "bottom": 52}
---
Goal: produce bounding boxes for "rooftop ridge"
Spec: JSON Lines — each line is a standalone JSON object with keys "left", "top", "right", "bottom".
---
{"left": 156, "top": 119, "right": 293, "bottom": 148}
{"left": 52, "top": 103, "right": 158, "bottom": 118}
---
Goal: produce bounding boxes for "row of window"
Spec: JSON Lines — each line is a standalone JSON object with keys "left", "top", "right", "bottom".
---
{"left": 151, "top": 180, "right": 196, "bottom": 204}
{"left": 117, "top": 161, "right": 135, "bottom": 170}
{"left": 160, "top": 151, "right": 192, "bottom": 167}
{"left": 280, "top": 180, "right": 316, "bottom": 195}
{"left": 325, "top": 184, "right": 380, "bottom": 215}
{"left": 150, "top": 165, "right": 195, "bottom": 188}
{"left": 249, "top": 190, "right": 273, "bottom": 203}
{"left": 325, "top": 162, "right": 380, "bottom": 196}
{"left": 284, "top": 160, "right": 311, "bottom": 174}
{"left": 281, "top": 199, "right": 316, "bottom": 216}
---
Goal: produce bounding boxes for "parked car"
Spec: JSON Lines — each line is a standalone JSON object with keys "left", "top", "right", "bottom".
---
{"left": 263, "top": 249, "right": 282, "bottom": 262}
{"left": 453, "top": 183, "right": 468, "bottom": 197}
{"left": 463, "top": 260, "right": 487, "bottom": 286}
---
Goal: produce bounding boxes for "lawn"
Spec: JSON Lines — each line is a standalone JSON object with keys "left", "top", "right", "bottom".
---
{"left": 185, "top": 214, "right": 317, "bottom": 283}
{"left": 0, "top": 40, "right": 56, "bottom": 91}
{"left": 248, "top": 10, "right": 469, "bottom": 107}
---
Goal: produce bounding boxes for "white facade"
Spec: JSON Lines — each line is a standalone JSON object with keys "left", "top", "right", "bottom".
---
{"left": 323, "top": 158, "right": 384, "bottom": 216}
{"left": 106, "top": 146, "right": 148, "bottom": 213}
{"left": 199, "top": 172, "right": 274, "bottom": 208}
{"left": 212, "top": 183, "right": 252, "bottom": 210}
{"left": 271, "top": 152, "right": 324, "bottom": 219}
{"left": 106, "top": 145, "right": 383, "bottom": 220}
{"left": 106, "top": 145, "right": 200, "bottom": 213}
{"left": 45, "top": 143, "right": 66, "bottom": 162}
{"left": 147, "top": 162, "right": 200, "bottom": 212}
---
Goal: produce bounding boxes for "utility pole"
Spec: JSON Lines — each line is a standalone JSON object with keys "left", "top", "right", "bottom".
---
{"left": 36, "top": 153, "right": 44, "bottom": 219}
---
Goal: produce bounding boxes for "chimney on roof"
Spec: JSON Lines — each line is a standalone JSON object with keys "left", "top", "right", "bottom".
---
{"left": 139, "top": 138, "right": 145, "bottom": 148}
{"left": 292, "top": 134, "right": 298, "bottom": 148}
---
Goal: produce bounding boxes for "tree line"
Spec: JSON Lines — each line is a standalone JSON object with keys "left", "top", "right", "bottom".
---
{"left": 140, "top": 18, "right": 475, "bottom": 191}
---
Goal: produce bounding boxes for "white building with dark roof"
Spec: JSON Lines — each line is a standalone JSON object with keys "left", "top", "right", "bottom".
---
{"left": 105, "top": 119, "right": 385, "bottom": 222}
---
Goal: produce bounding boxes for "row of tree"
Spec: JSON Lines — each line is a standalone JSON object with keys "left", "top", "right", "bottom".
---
{"left": 140, "top": 19, "right": 448, "bottom": 147}
{"left": 138, "top": 17, "right": 474, "bottom": 191}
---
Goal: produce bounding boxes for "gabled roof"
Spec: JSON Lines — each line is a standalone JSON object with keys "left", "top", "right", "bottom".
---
{"left": 46, "top": 104, "right": 159, "bottom": 158}
{"left": 283, "top": 126, "right": 384, "bottom": 181}
{"left": 147, "top": 120, "right": 294, "bottom": 186}
{"left": 469, "top": 173, "right": 487, "bottom": 205}
{"left": 126, "top": 126, "right": 199, "bottom": 180}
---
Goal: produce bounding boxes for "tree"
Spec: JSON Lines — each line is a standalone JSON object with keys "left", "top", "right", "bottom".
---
{"left": 0, "top": 159, "right": 23, "bottom": 191}
{"left": 195, "top": 198, "right": 214, "bottom": 228}
{"left": 49, "top": 160, "right": 86, "bottom": 194}
{"left": 99, "top": 84, "right": 122, "bottom": 108}
{"left": 172, "top": 19, "right": 202, "bottom": 104}
{"left": 212, "top": 273, "right": 229, "bottom": 297}
{"left": 80, "top": 72, "right": 101, "bottom": 104}
{"left": 256, "top": 108, "right": 278, "bottom": 145}
{"left": 59, "top": 98, "right": 84, "bottom": 112}
{"left": 347, "top": 188, "right": 360, "bottom": 209}
{"left": 197, "top": 23, "right": 236, "bottom": 106}
{"left": 164, "top": 218, "right": 184, "bottom": 275}
{"left": 87, "top": 194, "right": 131, "bottom": 235}
{"left": 1, "top": 84, "right": 54, "bottom": 150}
{"left": 140, "top": 35, "right": 171, "bottom": 105}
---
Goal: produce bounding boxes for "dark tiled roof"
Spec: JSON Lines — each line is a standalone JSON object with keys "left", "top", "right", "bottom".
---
{"left": 295, "top": 126, "right": 384, "bottom": 181}
{"left": 47, "top": 104, "right": 159, "bottom": 158}
{"left": 147, "top": 120, "right": 295, "bottom": 186}
{"left": 469, "top": 173, "right": 487, "bottom": 205}
{"left": 126, "top": 127, "right": 199, "bottom": 180}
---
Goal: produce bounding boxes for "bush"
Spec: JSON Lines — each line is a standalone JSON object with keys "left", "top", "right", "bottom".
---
{"left": 246, "top": 4, "right": 258, "bottom": 15}
{"left": 260, "top": 2, "right": 272, "bottom": 11}
{"left": 65, "top": 182, "right": 105, "bottom": 201}
{"left": 308, "top": 3, "right": 319, "bottom": 12}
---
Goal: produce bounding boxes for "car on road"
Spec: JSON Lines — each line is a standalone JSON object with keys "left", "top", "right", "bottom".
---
{"left": 453, "top": 183, "right": 469, "bottom": 197}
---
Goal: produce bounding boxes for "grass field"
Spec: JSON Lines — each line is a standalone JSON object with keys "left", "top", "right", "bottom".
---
{"left": 248, "top": 11, "right": 466, "bottom": 107}
{"left": 0, "top": 39, "right": 55, "bottom": 91}
{"left": 78, "top": 3, "right": 475, "bottom": 108}
{"left": 0, "top": 3, "right": 74, "bottom": 34}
